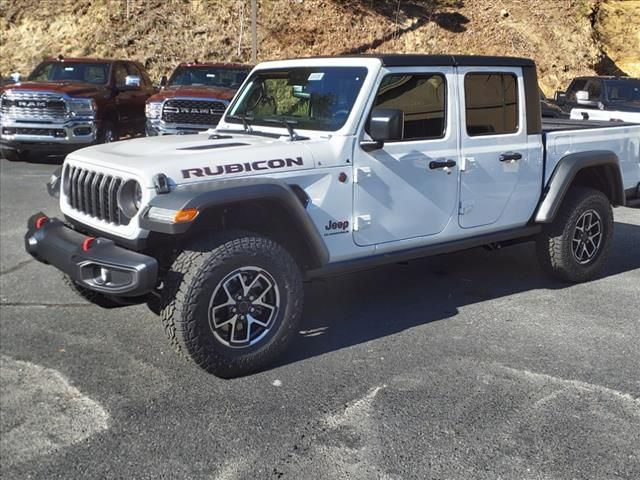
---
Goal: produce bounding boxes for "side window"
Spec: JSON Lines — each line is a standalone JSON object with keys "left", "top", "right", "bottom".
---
{"left": 372, "top": 73, "right": 446, "bottom": 141}
{"left": 29, "top": 63, "right": 54, "bottom": 81}
{"left": 126, "top": 63, "right": 148, "bottom": 86}
{"left": 464, "top": 73, "right": 518, "bottom": 136}
{"left": 585, "top": 79, "right": 601, "bottom": 101}
{"left": 114, "top": 63, "right": 128, "bottom": 88}
{"left": 566, "top": 79, "right": 587, "bottom": 102}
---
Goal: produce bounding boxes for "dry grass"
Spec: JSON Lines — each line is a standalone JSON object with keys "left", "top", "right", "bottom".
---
{"left": 1, "top": 0, "right": 638, "bottom": 93}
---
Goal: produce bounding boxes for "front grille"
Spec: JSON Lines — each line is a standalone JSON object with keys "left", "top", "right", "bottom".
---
{"left": 65, "top": 165, "right": 126, "bottom": 225}
{"left": 5, "top": 127, "right": 66, "bottom": 137}
{"left": 161, "top": 99, "right": 227, "bottom": 125}
{"left": 1, "top": 92, "right": 68, "bottom": 122}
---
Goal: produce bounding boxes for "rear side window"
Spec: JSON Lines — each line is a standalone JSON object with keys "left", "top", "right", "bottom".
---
{"left": 465, "top": 73, "right": 518, "bottom": 136}
{"left": 373, "top": 73, "right": 446, "bottom": 141}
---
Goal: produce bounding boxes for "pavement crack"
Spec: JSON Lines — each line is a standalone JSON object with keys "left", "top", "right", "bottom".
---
{"left": 0, "top": 259, "right": 34, "bottom": 276}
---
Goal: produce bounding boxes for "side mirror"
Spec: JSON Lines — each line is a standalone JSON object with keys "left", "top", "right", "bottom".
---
{"left": 361, "top": 108, "right": 404, "bottom": 152}
{"left": 10, "top": 72, "right": 21, "bottom": 83}
{"left": 554, "top": 91, "right": 566, "bottom": 106}
{"left": 159, "top": 75, "right": 167, "bottom": 89}
{"left": 124, "top": 75, "right": 141, "bottom": 89}
{"left": 576, "top": 90, "right": 597, "bottom": 106}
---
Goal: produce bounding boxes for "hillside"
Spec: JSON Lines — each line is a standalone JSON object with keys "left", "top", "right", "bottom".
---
{"left": 1, "top": 0, "right": 639, "bottom": 94}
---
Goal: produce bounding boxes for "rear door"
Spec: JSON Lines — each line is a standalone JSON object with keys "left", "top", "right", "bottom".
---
{"left": 457, "top": 67, "right": 540, "bottom": 230}
{"left": 125, "top": 62, "right": 153, "bottom": 132}
{"left": 353, "top": 66, "right": 459, "bottom": 246}
{"left": 112, "top": 62, "right": 135, "bottom": 132}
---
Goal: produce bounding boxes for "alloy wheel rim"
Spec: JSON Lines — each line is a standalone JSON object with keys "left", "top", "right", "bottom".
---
{"left": 104, "top": 129, "right": 116, "bottom": 143}
{"left": 208, "top": 266, "right": 280, "bottom": 348}
{"left": 571, "top": 209, "right": 603, "bottom": 264}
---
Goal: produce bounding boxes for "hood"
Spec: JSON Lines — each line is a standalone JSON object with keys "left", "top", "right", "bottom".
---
{"left": 148, "top": 85, "right": 236, "bottom": 103}
{"left": 66, "top": 132, "right": 317, "bottom": 187}
{"left": 2, "top": 81, "right": 105, "bottom": 98}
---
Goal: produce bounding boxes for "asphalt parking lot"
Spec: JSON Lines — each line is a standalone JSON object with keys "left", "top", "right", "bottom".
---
{"left": 1, "top": 157, "right": 639, "bottom": 479}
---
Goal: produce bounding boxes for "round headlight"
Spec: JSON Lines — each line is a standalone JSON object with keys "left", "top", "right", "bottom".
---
{"left": 118, "top": 180, "right": 143, "bottom": 219}
{"left": 133, "top": 182, "right": 142, "bottom": 210}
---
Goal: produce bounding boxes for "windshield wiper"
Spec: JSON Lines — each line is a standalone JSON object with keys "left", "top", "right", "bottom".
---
{"left": 263, "top": 118, "right": 302, "bottom": 141}
{"left": 226, "top": 113, "right": 254, "bottom": 133}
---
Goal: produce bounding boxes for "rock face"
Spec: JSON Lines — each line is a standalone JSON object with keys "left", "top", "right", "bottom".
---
{"left": 594, "top": 0, "right": 640, "bottom": 77}
{"left": 0, "top": 0, "right": 638, "bottom": 92}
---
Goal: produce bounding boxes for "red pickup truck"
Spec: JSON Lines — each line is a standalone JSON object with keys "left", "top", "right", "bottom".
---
{"left": 0, "top": 57, "right": 156, "bottom": 161}
{"left": 145, "top": 62, "right": 252, "bottom": 135}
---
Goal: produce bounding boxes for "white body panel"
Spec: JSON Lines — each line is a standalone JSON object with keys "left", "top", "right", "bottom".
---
{"left": 59, "top": 57, "right": 640, "bottom": 265}
{"left": 570, "top": 107, "right": 640, "bottom": 124}
{"left": 544, "top": 125, "right": 640, "bottom": 191}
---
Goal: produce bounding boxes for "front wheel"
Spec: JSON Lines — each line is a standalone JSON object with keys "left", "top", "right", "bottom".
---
{"left": 536, "top": 187, "right": 613, "bottom": 283}
{"left": 1, "top": 148, "right": 27, "bottom": 162}
{"left": 160, "top": 233, "right": 303, "bottom": 378}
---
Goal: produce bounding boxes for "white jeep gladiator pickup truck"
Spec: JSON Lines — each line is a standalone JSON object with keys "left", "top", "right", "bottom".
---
{"left": 25, "top": 55, "right": 640, "bottom": 377}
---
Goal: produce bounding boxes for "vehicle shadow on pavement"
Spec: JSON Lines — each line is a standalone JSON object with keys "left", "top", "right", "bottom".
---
{"left": 274, "top": 221, "right": 640, "bottom": 370}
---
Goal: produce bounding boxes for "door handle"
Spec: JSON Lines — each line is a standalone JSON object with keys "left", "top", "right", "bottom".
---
{"left": 429, "top": 159, "right": 456, "bottom": 169}
{"left": 499, "top": 152, "right": 522, "bottom": 162}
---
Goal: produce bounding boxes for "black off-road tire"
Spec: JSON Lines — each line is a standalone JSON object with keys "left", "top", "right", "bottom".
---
{"left": 63, "top": 275, "right": 126, "bottom": 309}
{"left": 536, "top": 187, "right": 613, "bottom": 283}
{"left": 1, "top": 148, "right": 27, "bottom": 162}
{"left": 159, "top": 232, "right": 304, "bottom": 378}
{"left": 99, "top": 120, "right": 118, "bottom": 144}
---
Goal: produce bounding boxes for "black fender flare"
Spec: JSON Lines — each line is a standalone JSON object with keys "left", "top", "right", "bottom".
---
{"left": 534, "top": 150, "right": 625, "bottom": 223}
{"left": 140, "top": 178, "right": 329, "bottom": 268}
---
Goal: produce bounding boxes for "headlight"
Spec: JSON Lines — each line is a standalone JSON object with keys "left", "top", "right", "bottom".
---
{"left": 117, "top": 180, "right": 143, "bottom": 218}
{"left": 68, "top": 98, "right": 96, "bottom": 118}
{"left": 145, "top": 102, "right": 162, "bottom": 119}
{"left": 133, "top": 182, "right": 142, "bottom": 210}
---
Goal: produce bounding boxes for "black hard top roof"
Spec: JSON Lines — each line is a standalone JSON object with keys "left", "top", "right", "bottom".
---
{"left": 375, "top": 54, "right": 535, "bottom": 67}
{"left": 287, "top": 54, "right": 535, "bottom": 68}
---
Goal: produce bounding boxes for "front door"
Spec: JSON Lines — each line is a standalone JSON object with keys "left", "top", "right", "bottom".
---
{"left": 353, "top": 67, "right": 459, "bottom": 246}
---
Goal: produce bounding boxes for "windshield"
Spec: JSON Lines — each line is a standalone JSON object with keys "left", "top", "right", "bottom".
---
{"left": 605, "top": 79, "right": 640, "bottom": 103}
{"left": 28, "top": 62, "right": 110, "bottom": 85}
{"left": 168, "top": 66, "right": 250, "bottom": 89}
{"left": 225, "top": 66, "right": 368, "bottom": 131}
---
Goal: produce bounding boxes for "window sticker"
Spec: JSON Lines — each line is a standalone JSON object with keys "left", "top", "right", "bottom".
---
{"left": 308, "top": 72, "right": 324, "bottom": 81}
{"left": 64, "top": 67, "right": 75, "bottom": 71}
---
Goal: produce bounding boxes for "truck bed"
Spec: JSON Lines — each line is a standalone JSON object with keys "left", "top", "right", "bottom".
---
{"left": 542, "top": 118, "right": 637, "bottom": 133}
{"left": 542, "top": 120, "right": 640, "bottom": 193}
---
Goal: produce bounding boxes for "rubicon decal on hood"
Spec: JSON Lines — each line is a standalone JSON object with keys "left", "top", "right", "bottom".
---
{"left": 182, "top": 157, "right": 304, "bottom": 179}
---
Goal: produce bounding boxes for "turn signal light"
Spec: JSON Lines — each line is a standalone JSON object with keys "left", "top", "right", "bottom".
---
{"left": 174, "top": 208, "right": 199, "bottom": 223}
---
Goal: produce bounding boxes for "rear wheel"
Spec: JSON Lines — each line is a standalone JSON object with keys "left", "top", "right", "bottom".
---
{"left": 159, "top": 233, "right": 303, "bottom": 378}
{"left": 99, "top": 120, "right": 118, "bottom": 144}
{"left": 536, "top": 187, "right": 613, "bottom": 283}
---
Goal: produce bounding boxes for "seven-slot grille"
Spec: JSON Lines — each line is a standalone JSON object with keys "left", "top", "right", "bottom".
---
{"left": 65, "top": 165, "right": 126, "bottom": 225}
{"left": 1, "top": 92, "right": 68, "bottom": 122}
{"left": 161, "top": 99, "right": 227, "bottom": 125}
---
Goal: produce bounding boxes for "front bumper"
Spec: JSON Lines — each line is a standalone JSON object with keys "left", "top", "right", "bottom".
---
{"left": 1, "top": 118, "right": 98, "bottom": 154}
{"left": 25, "top": 214, "right": 158, "bottom": 297}
{"left": 146, "top": 119, "right": 212, "bottom": 136}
